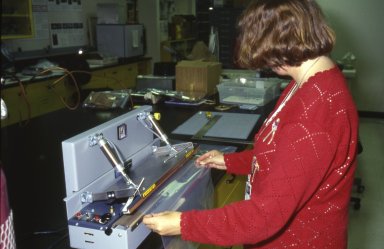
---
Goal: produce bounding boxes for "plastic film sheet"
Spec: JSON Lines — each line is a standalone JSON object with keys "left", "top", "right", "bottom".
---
{"left": 114, "top": 157, "right": 213, "bottom": 249}
{"left": 160, "top": 162, "right": 213, "bottom": 249}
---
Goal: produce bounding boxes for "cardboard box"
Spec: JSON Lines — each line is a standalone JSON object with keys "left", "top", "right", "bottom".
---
{"left": 176, "top": 60, "right": 222, "bottom": 96}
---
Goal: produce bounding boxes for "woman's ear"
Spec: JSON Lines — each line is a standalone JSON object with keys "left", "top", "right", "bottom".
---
{"left": 272, "top": 66, "right": 288, "bottom": 75}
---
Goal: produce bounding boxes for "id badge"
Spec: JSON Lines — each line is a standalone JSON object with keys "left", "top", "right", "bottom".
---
{"left": 245, "top": 156, "right": 258, "bottom": 200}
{"left": 245, "top": 174, "right": 252, "bottom": 200}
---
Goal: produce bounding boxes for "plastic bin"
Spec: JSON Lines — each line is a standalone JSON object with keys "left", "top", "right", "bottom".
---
{"left": 217, "top": 77, "right": 282, "bottom": 106}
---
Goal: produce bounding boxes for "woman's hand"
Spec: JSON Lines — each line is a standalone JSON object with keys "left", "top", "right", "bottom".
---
{"left": 195, "top": 150, "right": 227, "bottom": 170}
{"left": 142, "top": 211, "right": 181, "bottom": 236}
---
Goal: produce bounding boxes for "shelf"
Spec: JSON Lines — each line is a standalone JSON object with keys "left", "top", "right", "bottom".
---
{"left": 160, "top": 38, "right": 196, "bottom": 62}
{"left": 1, "top": 0, "right": 34, "bottom": 39}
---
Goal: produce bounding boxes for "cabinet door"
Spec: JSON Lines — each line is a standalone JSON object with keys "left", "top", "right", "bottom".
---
{"left": 197, "top": 174, "right": 246, "bottom": 249}
{"left": 31, "top": 79, "right": 76, "bottom": 116}
{"left": 84, "top": 68, "right": 111, "bottom": 89}
{"left": 1, "top": 0, "right": 33, "bottom": 39}
{"left": 137, "top": 59, "right": 151, "bottom": 75}
{"left": 1, "top": 78, "right": 75, "bottom": 127}
{"left": 215, "top": 174, "right": 246, "bottom": 208}
{"left": 1, "top": 85, "right": 29, "bottom": 127}
{"left": 85, "top": 64, "right": 138, "bottom": 91}
{"left": 107, "top": 64, "right": 138, "bottom": 90}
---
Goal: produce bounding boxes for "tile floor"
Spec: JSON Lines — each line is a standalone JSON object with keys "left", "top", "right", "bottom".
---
{"left": 348, "top": 117, "right": 384, "bottom": 249}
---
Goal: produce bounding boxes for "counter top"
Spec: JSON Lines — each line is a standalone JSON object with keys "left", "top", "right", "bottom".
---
{"left": 1, "top": 57, "right": 151, "bottom": 88}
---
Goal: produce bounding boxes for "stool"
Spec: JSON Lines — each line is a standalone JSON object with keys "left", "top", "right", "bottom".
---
{"left": 350, "top": 139, "right": 364, "bottom": 210}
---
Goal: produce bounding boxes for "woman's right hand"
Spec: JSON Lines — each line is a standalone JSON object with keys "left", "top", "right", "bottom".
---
{"left": 195, "top": 150, "right": 227, "bottom": 170}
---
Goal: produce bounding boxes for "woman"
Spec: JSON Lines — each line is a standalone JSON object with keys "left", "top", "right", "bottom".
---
{"left": 143, "top": 0, "right": 359, "bottom": 248}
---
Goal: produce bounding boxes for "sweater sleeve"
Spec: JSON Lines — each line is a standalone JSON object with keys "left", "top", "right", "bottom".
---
{"left": 181, "top": 121, "right": 337, "bottom": 246}
{"left": 224, "top": 148, "right": 254, "bottom": 175}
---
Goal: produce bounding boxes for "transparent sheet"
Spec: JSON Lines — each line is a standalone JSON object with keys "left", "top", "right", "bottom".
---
{"left": 113, "top": 144, "right": 236, "bottom": 248}
{"left": 160, "top": 163, "right": 213, "bottom": 249}
{"left": 82, "top": 90, "right": 130, "bottom": 109}
{"left": 158, "top": 144, "right": 237, "bottom": 248}
{"left": 112, "top": 158, "right": 213, "bottom": 248}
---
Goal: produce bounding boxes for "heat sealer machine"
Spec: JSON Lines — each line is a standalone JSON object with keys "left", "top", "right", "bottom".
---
{"left": 61, "top": 105, "right": 224, "bottom": 249}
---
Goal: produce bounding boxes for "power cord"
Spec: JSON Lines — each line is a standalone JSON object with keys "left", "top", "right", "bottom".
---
{"left": 32, "top": 226, "right": 69, "bottom": 249}
{"left": 45, "top": 233, "right": 69, "bottom": 249}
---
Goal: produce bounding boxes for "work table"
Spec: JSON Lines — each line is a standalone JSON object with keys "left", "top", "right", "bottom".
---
{"left": 0, "top": 57, "right": 151, "bottom": 128}
{"left": 2, "top": 56, "right": 151, "bottom": 87}
{"left": 0, "top": 98, "right": 276, "bottom": 249}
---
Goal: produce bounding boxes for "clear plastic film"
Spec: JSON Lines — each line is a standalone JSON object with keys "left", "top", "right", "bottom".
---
{"left": 113, "top": 144, "right": 236, "bottom": 248}
{"left": 144, "top": 159, "right": 213, "bottom": 249}
{"left": 82, "top": 90, "right": 130, "bottom": 109}
{"left": 161, "top": 163, "right": 213, "bottom": 249}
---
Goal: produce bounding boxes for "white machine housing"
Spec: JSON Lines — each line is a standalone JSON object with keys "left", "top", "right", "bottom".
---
{"left": 61, "top": 105, "right": 218, "bottom": 249}
{"left": 62, "top": 105, "right": 156, "bottom": 249}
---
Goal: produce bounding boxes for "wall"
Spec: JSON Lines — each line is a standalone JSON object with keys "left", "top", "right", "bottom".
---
{"left": 203, "top": 0, "right": 384, "bottom": 113}
{"left": 318, "top": 0, "right": 384, "bottom": 113}
{"left": 137, "top": 0, "right": 161, "bottom": 66}
{"left": 2, "top": 0, "right": 194, "bottom": 68}
{"left": 137, "top": 0, "right": 195, "bottom": 68}
{"left": 3, "top": 0, "right": 382, "bottom": 112}
{"left": 2, "top": 0, "right": 125, "bottom": 54}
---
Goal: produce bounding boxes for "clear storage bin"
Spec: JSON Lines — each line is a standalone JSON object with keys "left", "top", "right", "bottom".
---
{"left": 217, "top": 77, "right": 282, "bottom": 106}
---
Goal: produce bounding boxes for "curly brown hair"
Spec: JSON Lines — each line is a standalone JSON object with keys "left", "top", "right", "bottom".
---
{"left": 236, "top": 0, "right": 335, "bottom": 69}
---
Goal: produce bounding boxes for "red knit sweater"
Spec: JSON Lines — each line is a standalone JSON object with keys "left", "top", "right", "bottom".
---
{"left": 181, "top": 67, "right": 358, "bottom": 248}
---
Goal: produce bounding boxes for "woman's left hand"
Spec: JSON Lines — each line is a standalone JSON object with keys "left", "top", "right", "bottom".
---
{"left": 142, "top": 211, "right": 182, "bottom": 236}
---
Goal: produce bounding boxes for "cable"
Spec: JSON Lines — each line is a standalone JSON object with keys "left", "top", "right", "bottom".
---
{"left": 43, "top": 66, "right": 81, "bottom": 110}
{"left": 10, "top": 74, "right": 31, "bottom": 126}
{"left": 2, "top": 65, "right": 136, "bottom": 126}
{"left": 33, "top": 227, "right": 67, "bottom": 236}
{"left": 18, "top": 226, "right": 68, "bottom": 249}
{"left": 45, "top": 232, "right": 69, "bottom": 249}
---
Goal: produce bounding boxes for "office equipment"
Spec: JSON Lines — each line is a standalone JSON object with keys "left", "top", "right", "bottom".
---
{"left": 96, "top": 24, "right": 144, "bottom": 59}
{"left": 61, "top": 105, "right": 218, "bottom": 249}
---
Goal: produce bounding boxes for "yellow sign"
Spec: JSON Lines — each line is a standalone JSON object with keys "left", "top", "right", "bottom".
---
{"left": 143, "top": 183, "right": 156, "bottom": 198}
{"left": 185, "top": 149, "right": 194, "bottom": 158}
